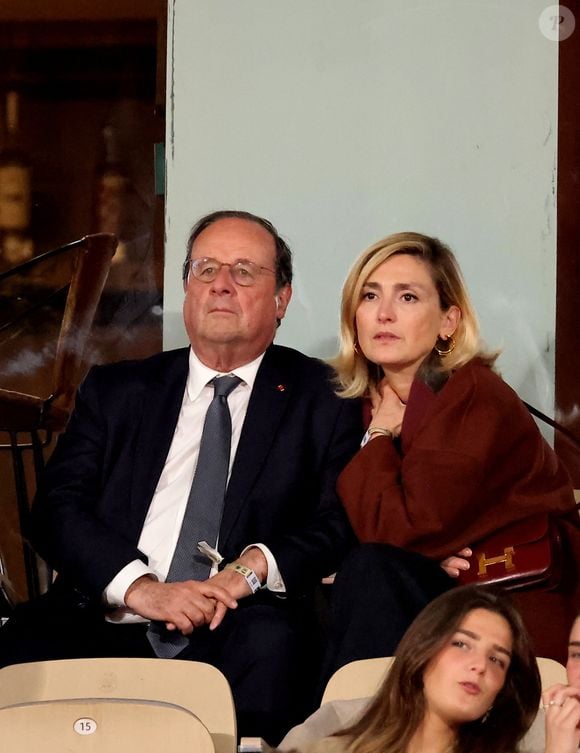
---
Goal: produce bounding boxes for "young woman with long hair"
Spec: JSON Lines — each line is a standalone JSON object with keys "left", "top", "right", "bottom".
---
{"left": 303, "top": 586, "right": 541, "bottom": 753}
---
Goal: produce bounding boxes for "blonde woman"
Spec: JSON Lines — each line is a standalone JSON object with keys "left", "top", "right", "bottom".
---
{"left": 323, "top": 232, "right": 578, "bottom": 678}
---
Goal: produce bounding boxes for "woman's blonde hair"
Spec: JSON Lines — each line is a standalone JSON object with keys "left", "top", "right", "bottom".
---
{"left": 333, "top": 232, "right": 495, "bottom": 398}
{"left": 336, "top": 586, "right": 540, "bottom": 753}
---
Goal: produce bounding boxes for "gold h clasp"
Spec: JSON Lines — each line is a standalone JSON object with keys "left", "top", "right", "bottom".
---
{"left": 477, "top": 547, "right": 515, "bottom": 577}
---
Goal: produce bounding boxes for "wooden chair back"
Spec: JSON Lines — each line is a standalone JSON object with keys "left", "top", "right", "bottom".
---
{"left": 537, "top": 656, "right": 568, "bottom": 687}
{"left": 0, "top": 657, "right": 236, "bottom": 753}
{"left": 0, "top": 698, "right": 215, "bottom": 753}
{"left": 321, "top": 657, "right": 395, "bottom": 705}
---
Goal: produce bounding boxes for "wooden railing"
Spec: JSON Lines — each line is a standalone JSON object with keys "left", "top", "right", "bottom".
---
{"left": 0, "top": 233, "right": 117, "bottom": 599}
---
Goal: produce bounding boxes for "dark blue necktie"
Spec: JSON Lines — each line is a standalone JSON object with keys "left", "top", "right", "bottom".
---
{"left": 147, "top": 374, "right": 241, "bottom": 658}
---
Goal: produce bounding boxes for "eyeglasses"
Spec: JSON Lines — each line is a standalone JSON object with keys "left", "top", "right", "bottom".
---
{"left": 183, "top": 257, "right": 276, "bottom": 287}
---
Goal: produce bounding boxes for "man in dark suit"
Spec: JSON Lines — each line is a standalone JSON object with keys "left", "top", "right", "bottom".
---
{"left": 0, "top": 210, "right": 362, "bottom": 743}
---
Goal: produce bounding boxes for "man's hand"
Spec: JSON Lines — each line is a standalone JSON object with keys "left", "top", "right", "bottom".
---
{"left": 124, "top": 575, "right": 237, "bottom": 635}
{"left": 440, "top": 547, "right": 472, "bottom": 578}
{"left": 206, "top": 547, "right": 269, "bottom": 630}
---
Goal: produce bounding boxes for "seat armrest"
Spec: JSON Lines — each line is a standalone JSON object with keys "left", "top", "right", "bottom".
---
{"left": 238, "top": 737, "right": 273, "bottom": 753}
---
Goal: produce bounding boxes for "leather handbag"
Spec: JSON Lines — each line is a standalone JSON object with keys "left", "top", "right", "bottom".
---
{"left": 457, "top": 513, "right": 563, "bottom": 592}
{"left": 456, "top": 401, "right": 580, "bottom": 593}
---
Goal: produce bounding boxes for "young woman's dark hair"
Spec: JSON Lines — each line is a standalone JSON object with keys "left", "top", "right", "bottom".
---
{"left": 337, "top": 585, "right": 541, "bottom": 753}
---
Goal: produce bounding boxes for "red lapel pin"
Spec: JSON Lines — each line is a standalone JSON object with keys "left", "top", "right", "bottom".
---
{"left": 276, "top": 384, "right": 286, "bottom": 392}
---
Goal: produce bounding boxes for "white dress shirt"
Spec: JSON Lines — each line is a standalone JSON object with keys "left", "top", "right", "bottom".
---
{"left": 104, "top": 348, "right": 285, "bottom": 622}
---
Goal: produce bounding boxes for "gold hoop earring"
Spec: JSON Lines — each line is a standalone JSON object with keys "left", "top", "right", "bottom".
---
{"left": 435, "top": 335, "right": 455, "bottom": 356}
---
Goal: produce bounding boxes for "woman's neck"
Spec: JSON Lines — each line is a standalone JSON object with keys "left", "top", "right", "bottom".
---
{"left": 407, "top": 713, "right": 456, "bottom": 753}
{"left": 381, "top": 369, "right": 416, "bottom": 404}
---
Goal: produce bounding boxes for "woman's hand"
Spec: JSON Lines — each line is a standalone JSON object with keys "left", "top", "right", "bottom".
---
{"left": 369, "top": 378, "right": 406, "bottom": 437}
{"left": 543, "top": 683, "right": 580, "bottom": 753}
{"left": 440, "top": 548, "right": 472, "bottom": 577}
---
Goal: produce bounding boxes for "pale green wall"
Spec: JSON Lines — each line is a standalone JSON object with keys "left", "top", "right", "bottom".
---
{"left": 164, "top": 0, "right": 558, "bottom": 412}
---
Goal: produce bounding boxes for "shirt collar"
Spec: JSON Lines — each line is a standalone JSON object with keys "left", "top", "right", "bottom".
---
{"left": 186, "top": 347, "right": 265, "bottom": 402}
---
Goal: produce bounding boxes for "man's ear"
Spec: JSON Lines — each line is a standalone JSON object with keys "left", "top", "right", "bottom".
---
{"left": 275, "top": 285, "right": 292, "bottom": 322}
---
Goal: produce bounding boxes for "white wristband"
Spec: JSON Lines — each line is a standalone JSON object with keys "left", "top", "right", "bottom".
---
{"left": 224, "top": 563, "right": 261, "bottom": 593}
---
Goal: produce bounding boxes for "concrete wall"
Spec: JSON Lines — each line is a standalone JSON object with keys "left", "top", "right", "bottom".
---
{"left": 164, "top": 0, "right": 558, "bottom": 412}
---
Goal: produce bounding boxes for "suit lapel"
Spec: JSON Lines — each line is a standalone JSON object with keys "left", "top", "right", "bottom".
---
{"left": 129, "top": 349, "right": 190, "bottom": 526}
{"left": 219, "top": 346, "right": 291, "bottom": 546}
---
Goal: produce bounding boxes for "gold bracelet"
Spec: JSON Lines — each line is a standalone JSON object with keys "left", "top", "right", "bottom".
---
{"left": 361, "top": 427, "right": 394, "bottom": 447}
{"left": 369, "top": 427, "right": 393, "bottom": 438}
